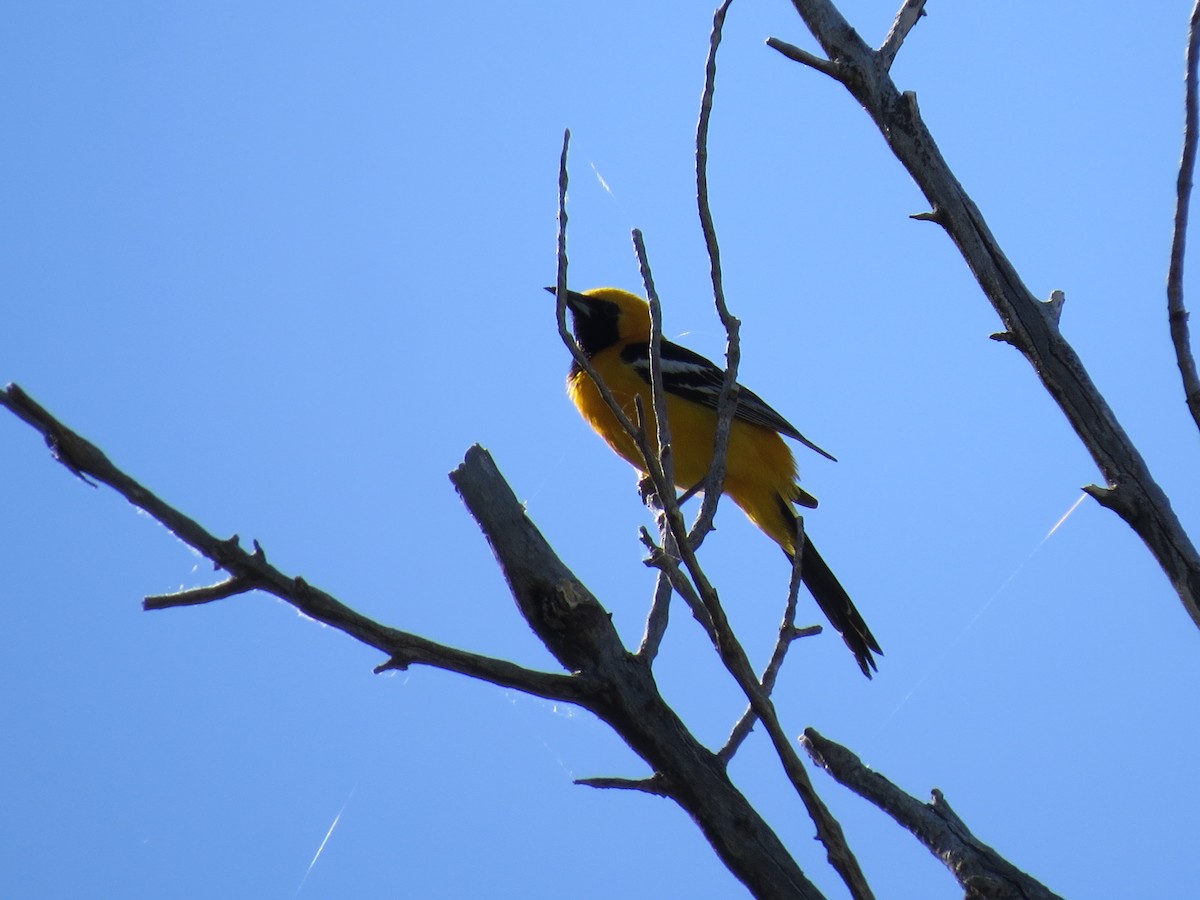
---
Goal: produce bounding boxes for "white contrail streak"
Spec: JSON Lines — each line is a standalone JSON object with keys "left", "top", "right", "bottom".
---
{"left": 295, "top": 785, "right": 356, "bottom": 895}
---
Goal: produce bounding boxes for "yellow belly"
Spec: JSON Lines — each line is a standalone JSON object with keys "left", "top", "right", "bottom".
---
{"left": 568, "top": 350, "right": 807, "bottom": 556}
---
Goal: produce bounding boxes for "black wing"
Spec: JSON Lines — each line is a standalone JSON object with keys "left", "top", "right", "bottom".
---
{"left": 621, "top": 340, "right": 836, "bottom": 461}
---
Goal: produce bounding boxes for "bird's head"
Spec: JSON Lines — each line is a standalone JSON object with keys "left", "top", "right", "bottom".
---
{"left": 546, "top": 286, "right": 651, "bottom": 356}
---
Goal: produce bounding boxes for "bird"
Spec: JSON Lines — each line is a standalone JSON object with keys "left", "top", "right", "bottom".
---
{"left": 550, "top": 285, "right": 880, "bottom": 676}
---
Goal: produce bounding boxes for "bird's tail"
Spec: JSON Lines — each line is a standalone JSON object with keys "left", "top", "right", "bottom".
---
{"left": 779, "top": 500, "right": 881, "bottom": 678}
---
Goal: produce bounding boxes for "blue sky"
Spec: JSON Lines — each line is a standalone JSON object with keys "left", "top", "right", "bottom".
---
{"left": 3, "top": 2, "right": 1198, "bottom": 897}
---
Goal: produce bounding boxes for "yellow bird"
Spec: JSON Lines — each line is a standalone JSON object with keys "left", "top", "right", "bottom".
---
{"left": 553, "top": 286, "right": 880, "bottom": 676}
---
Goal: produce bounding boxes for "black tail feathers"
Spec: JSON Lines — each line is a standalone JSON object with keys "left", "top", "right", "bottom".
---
{"left": 787, "top": 537, "right": 881, "bottom": 678}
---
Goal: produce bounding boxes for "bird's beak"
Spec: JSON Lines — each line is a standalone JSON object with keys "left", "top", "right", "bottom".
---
{"left": 545, "top": 286, "right": 589, "bottom": 315}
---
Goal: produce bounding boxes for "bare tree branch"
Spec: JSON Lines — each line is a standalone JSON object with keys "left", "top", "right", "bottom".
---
{"left": 636, "top": 569, "right": 675, "bottom": 661}
{"left": 144, "top": 576, "right": 257, "bottom": 609}
{"left": 764, "top": 37, "right": 841, "bottom": 80}
{"left": 802, "top": 728, "right": 1065, "bottom": 900}
{"left": 692, "top": 0, "right": 743, "bottom": 552}
{"left": 1168, "top": 0, "right": 1200, "bottom": 433}
{"left": 634, "top": 228, "right": 678, "bottom": 499}
{"left": 639, "top": 526, "right": 718, "bottom": 639}
{"left": 775, "top": 0, "right": 1200, "bottom": 625}
{"left": 878, "top": 0, "right": 927, "bottom": 71}
{"left": 0, "top": 380, "right": 829, "bottom": 897}
{"left": 640, "top": 502, "right": 874, "bottom": 900}
{"left": 550, "top": 60, "right": 872, "bottom": 895}
{"left": 551, "top": 140, "right": 688, "bottom": 543}
{"left": 575, "top": 774, "right": 669, "bottom": 796}
{"left": 0, "top": 384, "right": 589, "bottom": 704}
{"left": 719, "top": 518, "right": 810, "bottom": 763}
{"left": 451, "top": 445, "right": 827, "bottom": 900}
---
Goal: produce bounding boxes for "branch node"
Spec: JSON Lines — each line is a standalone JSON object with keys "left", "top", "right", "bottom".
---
{"left": 1042, "top": 289, "right": 1066, "bottom": 325}
{"left": 901, "top": 89, "right": 921, "bottom": 117}
{"left": 575, "top": 773, "right": 670, "bottom": 797}
{"left": 786, "top": 624, "right": 824, "bottom": 641}
{"left": 1082, "top": 482, "right": 1123, "bottom": 512}
{"left": 765, "top": 37, "right": 843, "bottom": 81}
{"left": 909, "top": 208, "right": 944, "bottom": 225}
{"left": 143, "top": 576, "right": 257, "bottom": 610}
{"left": 47, "top": 432, "right": 100, "bottom": 487}
{"left": 375, "top": 655, "right": 411, "bottom": 674}
{"left": 213, "top": 534, "right": 242, "bottom": 570}
{"left": 554, "top": 579, "right": 590, "bottom": 611}
{"left": 989, "top": 331, "right": 1019, "bottom": 346}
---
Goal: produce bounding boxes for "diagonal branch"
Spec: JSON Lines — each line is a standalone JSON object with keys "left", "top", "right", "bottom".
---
{"left": 552, "top": 22, "right": 872, "bottom": 898}
{"left": 635, "top": 229, "right": 679, "bottom": 504}
{"left": 802, "top": 728, "right": 1065, "bottom": 900}
{"left": 144, "top": 575, "right": 258, "bottom": 609}
{"left": 878, "top": 0, "right": 927, "bottom": 71}
{"left": 0, "top": 380, "right": 827, "bottom": 897}
{"left": 636, "top": 569, "right": 675, "bottom": 661}
{"left": 719, "top": 517, "right": 812, "bottom": 763}
{"left": 451, "top": 445, "right": 827, "bottom": 900}
{"left": 633, "top": 207, "right": 875, "bottom": 899}
{"left": 1168, "top": 0, "right": 1200, "bottom": 434}
{"left": 765, "top": 37, "right": 841, "bottom": 79}
{"left": 575, "top": 774, "right": 669, "bottom": 796}
{"left": 0, "top": 383, "right": 587, "bottom": 705}
{"left": 643, "top": 501, "right": 874, "bottom": 900}
{"left": 775, "top": 0, "right": 1200, "bottom": 625}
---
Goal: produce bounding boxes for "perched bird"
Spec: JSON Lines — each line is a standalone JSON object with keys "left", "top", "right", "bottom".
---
{"left": 551, "top": 285, "right": 880, "bottom": 676}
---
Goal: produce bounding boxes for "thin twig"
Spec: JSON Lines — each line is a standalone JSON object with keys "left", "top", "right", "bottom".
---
{"left": 878, "top": 0, "right": 927, "bottom": 71}
{"left": 1168, "top": 0, "right": 1200, "bottom": 434}
{"left": 552, "top": 138, "right": 682, "bottom": 516}
{"left": 555, "top": 128, "right": 571, "bottom": 332}
{"left": 637, "top": 570, "right": 674, "bottom": 660}
{"left": 718, "top": 516, "right": 808, "bottom": 763}
{"left": 691, "top": 0, "right": 742, "bottom": 554}
{"left": 640, "top": 526, "right": 718, "bottom": 642}
{"left": 634, "top": 229, "right": 677, "bottom": 495}
{"left": 553, "top": 132, "right": 652, "bottom": 448}
{"left": 552, "top": 129, "right": 630, "bottom": 436}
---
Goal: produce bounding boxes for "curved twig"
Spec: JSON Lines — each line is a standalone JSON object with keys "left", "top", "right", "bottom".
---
{"left": 1168, "top": 0, "right": 1200, "bottom": 433}
{"left": 691, "top": 0, "right": 743, "bottom": 552}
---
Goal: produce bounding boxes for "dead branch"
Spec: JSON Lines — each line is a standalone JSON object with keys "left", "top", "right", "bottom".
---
{"left": 773, "top": 0, "right": 1200, "bottom": 626}
{"left": 0, "top": 380, "right": 830, "bottom": 898}
{"left": 0, "top": 383, "right": 586, "bottom": 705}
{"left": 1168, "top": 0, "right": 1200, "bottom": 432}
{"left": 803, "top": 729, "right": 1065, "bottom": 900}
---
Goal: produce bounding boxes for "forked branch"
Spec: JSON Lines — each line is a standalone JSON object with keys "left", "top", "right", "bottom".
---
{"left": 0, "top": 384, "right": 586, "bottom": 704}
{"left": 803, "top": 729, "right": 1065, "bottom": 900}
{"left": 774, "top": 0, "right": 1200, "bottom": 624}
